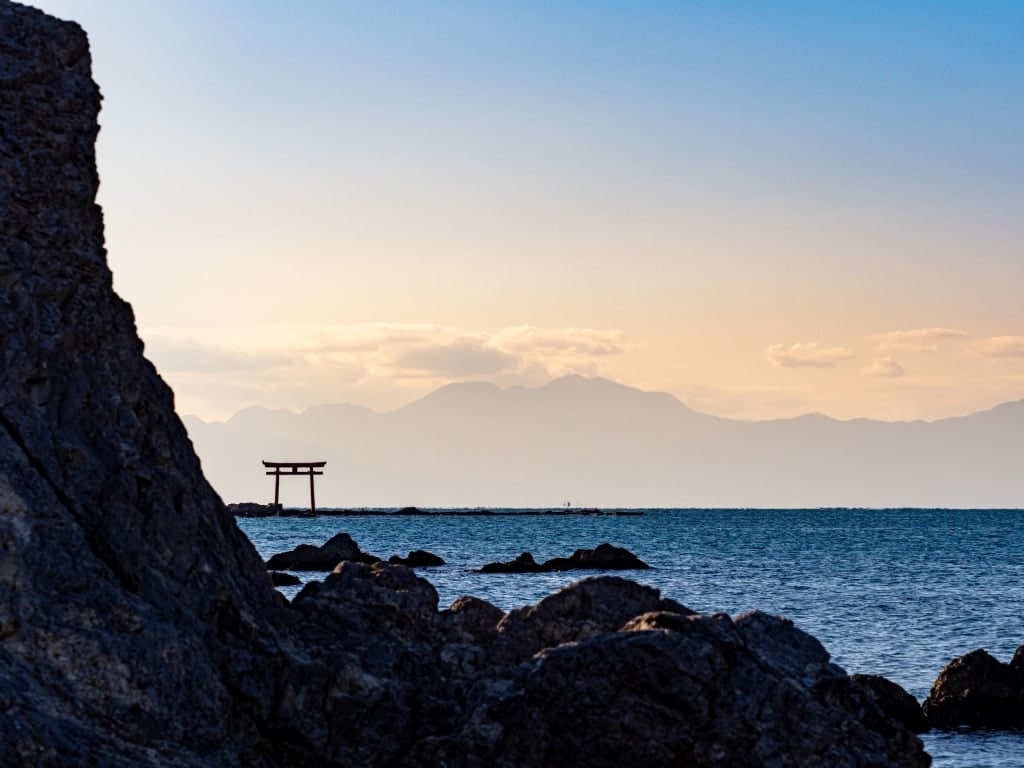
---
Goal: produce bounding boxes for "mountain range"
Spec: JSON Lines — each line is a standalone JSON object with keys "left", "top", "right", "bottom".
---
{"left": 182, "top": 375, "right": 1024, "bottom": 508}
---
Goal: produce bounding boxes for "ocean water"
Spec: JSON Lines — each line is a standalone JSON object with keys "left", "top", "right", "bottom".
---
{"left": 238, "top": 508, "right": 1024, "bottom": 767}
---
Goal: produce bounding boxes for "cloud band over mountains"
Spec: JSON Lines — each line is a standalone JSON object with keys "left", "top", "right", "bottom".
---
{"left": 764, "top": 342, "right": 855, "bottom": 368}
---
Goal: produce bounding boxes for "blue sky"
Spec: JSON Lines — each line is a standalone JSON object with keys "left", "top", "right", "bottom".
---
{"left": 31, "top": 1, "right": 1024, "bottom": 421}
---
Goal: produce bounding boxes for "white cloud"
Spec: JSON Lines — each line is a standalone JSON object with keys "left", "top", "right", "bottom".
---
{"left": 492, "top": 326, "right": 627, "bottom": 357}
{"left": 974, "top": 336, "right": 1024, "bottom": 359}
{"left": 870, "top": 327, "right": 967, "bottom": 352}
{"left": 765, "top": 342, "right": 854, "bottom": 368}
{"left": 862, "top": 356, "right": 906, "bottom": 378}
{"left": 389, "top": 339, "right": 519, "bottom": 378}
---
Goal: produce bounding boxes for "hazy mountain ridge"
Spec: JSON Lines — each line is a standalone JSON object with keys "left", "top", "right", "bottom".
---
{"left": 183, "top": 376, "right": 1024, "bottom": 508}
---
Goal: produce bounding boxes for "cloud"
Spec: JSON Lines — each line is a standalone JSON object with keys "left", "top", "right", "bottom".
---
{"left": 492, "top": 326, "right": 627, "bottom": 357}
{"left": 765, "top": 342, "right": 854, "bottom": 368}
{"left": 145, "top": 336, "right": 292, "bottom": 373}
{"left": 974, "top": 336, "right": 1024, "bottom": 359}
{"left": 871, "top": 327, "right": 967, "bottom": 352}
{"left": 863, "top": 356, "right": 906, "bottom": 378}
{"left": 389, "top": 339, "right": 519, "bottom": 378}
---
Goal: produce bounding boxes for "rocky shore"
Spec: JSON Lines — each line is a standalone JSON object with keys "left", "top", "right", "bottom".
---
{"left": 0, "top": 3, "right": 1017, "bottom": 766}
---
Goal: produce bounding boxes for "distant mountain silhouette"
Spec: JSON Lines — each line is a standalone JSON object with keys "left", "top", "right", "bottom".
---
{"left": 183, "top": 376, "right": 1024, "bottom": 508}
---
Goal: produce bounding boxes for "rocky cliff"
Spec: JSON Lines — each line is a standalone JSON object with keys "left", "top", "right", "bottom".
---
{"left": 0, "top": 3, "right": 928, "bottom": 766}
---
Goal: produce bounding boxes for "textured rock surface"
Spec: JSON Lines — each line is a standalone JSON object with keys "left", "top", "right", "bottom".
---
{"left": 923, "top": 647, "right": 1024, "bottom": 729}
{"left": 1, "top": 4, "right": 286, "bottom": 765}
{"left": 1, "top": 4, "right": 931, "bottom": 767}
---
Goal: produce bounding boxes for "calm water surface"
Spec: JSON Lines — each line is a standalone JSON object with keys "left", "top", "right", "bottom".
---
{"left": 239, "top": 508, "right": 1024, "bottom": 767}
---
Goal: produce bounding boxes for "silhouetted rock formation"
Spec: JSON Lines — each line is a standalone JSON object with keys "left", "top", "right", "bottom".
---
{"left": 0, "top": 4, "right": 930, "bottom": 766}
{"left": 228, "top": 501, "right": 283, "bottom": 517}
{"left": 480, "top": 543, "right": 649, "bottom": 573}
{"left": 481, "top": 551, "right": 545, "bottom": 573}
{"left": 923, "top": 646, "right": 1024, "bottom": 729}
{"left": 265, "top": 532, "right": 380, "bottom": 570}
{"left": 0, "top": 5, "right": 285, "bottom": 765}
{"left": 852, "top": 674, "right": 930, "bottom": 734}
{"left": 544, "top": 542, "right": 650, "bottom": 570}
{"left": 270, "top": 571, "right": 302, "bottom": 587}
{"left": 388, "top": 549, "right": 445, "bottom": 567}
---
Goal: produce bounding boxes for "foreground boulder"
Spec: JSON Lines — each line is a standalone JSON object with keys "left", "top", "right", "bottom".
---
{"left": 480, "top": 543, "right": 649, "bottom": 573}
{"left": 923, "top": 646, "right": 1024, "bottom": 729}
{"left": 0, "top": 4, "right": 930, "bottom": 766}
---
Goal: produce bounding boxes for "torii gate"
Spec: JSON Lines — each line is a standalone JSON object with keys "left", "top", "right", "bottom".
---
{"left": 263, "top": 460, "right": 326, "bottom": 514}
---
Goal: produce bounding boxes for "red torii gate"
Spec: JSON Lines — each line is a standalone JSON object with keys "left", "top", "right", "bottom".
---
{"left": 263, "top": 460, "right": 326, "bottom": 514}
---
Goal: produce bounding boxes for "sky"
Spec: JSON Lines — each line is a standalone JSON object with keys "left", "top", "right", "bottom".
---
{"left": 31, "top": 1, "right": 1024, "bottom": 423}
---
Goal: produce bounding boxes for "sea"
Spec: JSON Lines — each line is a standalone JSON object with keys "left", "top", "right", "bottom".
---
{"left": 238, "top": 507, "right": 1024, "bottom": 767}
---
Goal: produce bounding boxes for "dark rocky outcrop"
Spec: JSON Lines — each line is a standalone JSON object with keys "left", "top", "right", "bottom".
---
{"left": 543, "top": 542, "right": 650, "bottom": 570}
{"left": 228, "top": 501, "right": 283, "bottom": 517}
{"left": 480, "top": 542, "right": 649, "bottom": 572}
{"left": 480, "top": 551, "right": 544, "bottom": 573}
{"left": 0, "top": 4, "right": 931, "bottom": 767}
{"left": 388, "top": 549, "right": 445, "bottom": 567}
{"left": 270, "top": 571, "right": 302, "bottom": 587}
{"left": 1, "top": 5, "right": 285, "bottom": 765}
{"left": 852, "top": 674, "right": 930, "bottom": 734}
{"left": 265, "top": 532, "right": 380, "bottom": 570}
{"left": 923, "top": 647, "right": 1024, "bottom": 729}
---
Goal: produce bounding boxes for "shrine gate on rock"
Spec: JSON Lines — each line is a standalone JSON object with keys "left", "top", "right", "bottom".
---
{"left": 262, "top": 460, "right": 326, "bottom": 514}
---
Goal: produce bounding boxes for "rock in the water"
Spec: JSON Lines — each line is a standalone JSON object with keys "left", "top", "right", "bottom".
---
{"left": 228, "top": 501, "right": 283, "bottom": 517}
{"left": 480, "top": 551, "right": 544, "bottom": 573}
{"left": 480, "top": 543, "right": 649, "bottom": 572}
{"left": 266, "top": 531, "right": 380, "bottom": 570}
{"left": 923, "top": 647, "right": 1024, "bottom": 729}
{"left": 389, "top": 549, "right": 446, "bottom": 567}
{"left": 542, "top": 542, "right": 650, "bottom": 570}
{"left": 270, "top": 571, "right": 302, "bottom": 587}
{"left": 0, "top": 4, "right": 933, "bottom": 767}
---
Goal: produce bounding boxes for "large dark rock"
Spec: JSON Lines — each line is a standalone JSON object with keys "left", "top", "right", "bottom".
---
{"left": 923, "top": 647, "right": 1024, "bottom": 729}
{"left": 265, "top": 532, "right": 379, "bottom": 570}
{"left": 542, "top": 542, "right": 650, "bottom": 571}
{"left": 0, "top": 4, "right": 931, "bottom": 766}
{"left": 852, "top": 674, "right": 930, "bottom": 734}
{"left": 490, "top": 576, "right": 691, "bottom": 667}
{"left": 270, "top": 571, "right": 302, "bottom": 587}
{"left": 388, "top": 549, "right": 445, "bottom": 567}
{"left": 480, "top": 551, "right": 545, "bottom": 573}
{"left": 1, "top": 5, "right": 286, "bottom": 765}
{"left": 409, "top": 605, "right": 930, "bottom": 768}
